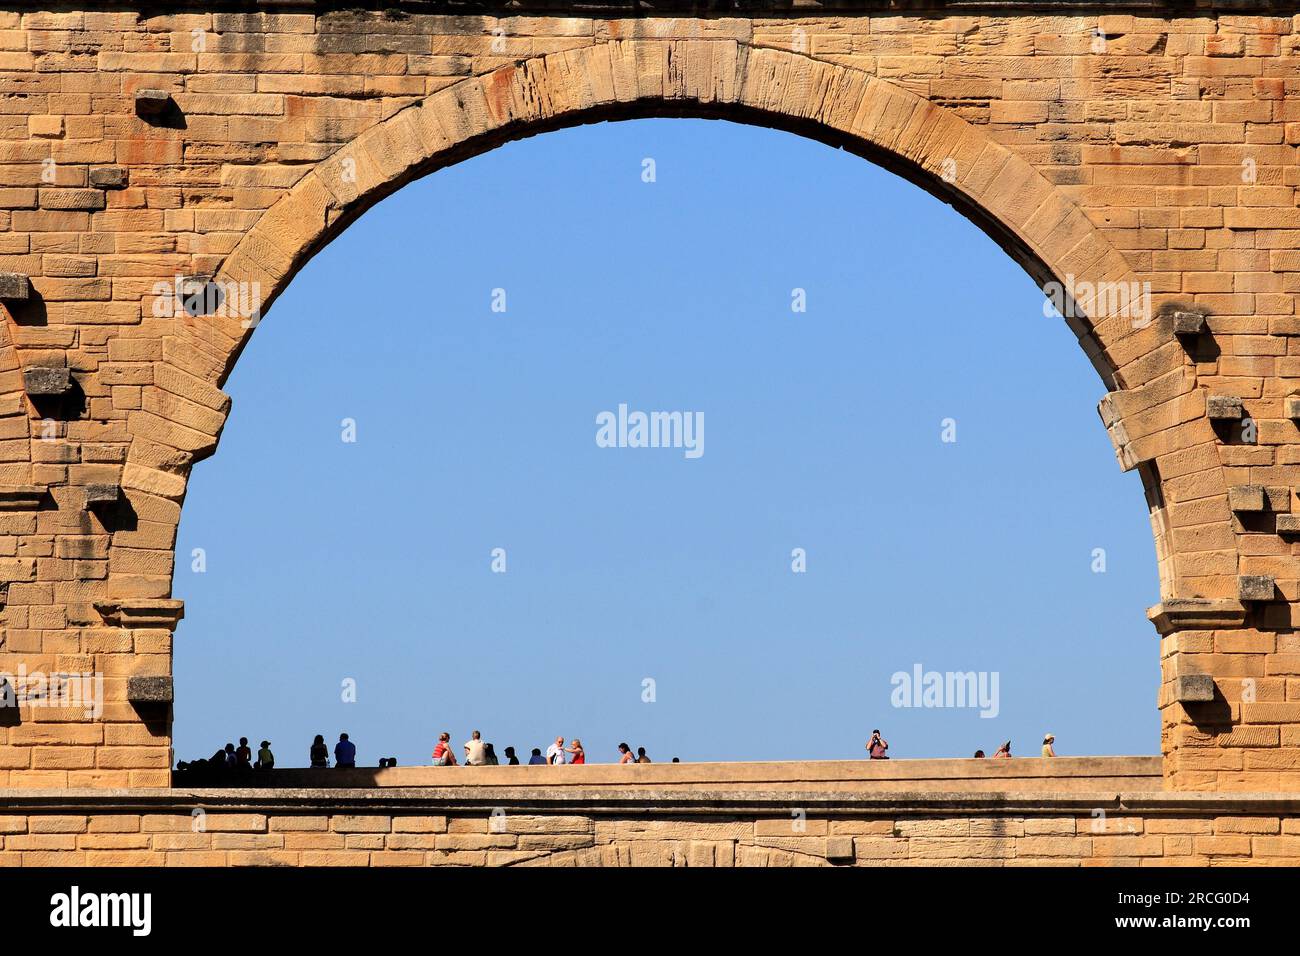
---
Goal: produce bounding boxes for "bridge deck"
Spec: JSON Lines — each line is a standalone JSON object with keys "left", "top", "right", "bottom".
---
{"left": 168, "top": 756, "right": 1162, "bottom": 794}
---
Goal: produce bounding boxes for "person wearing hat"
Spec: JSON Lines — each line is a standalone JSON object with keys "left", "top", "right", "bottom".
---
{"left": 1042, "top": 733, "right": 1056, "bottom": 758}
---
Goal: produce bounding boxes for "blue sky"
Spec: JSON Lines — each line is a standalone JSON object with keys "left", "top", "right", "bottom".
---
{"left": 174, "top": 117, "right": 1159, "bottom": 767}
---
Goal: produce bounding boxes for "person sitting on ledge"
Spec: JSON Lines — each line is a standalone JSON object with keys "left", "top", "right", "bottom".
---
{"left": 636, "top": 747, "right": 651, "bottom": 764}
{"left": 483, "top": 743, "right": 499, "bottom": 766}
{"left": 617, "top": 742, "right": 636, "bottom": 764}
{"left": 432, "top": 732, "right": 457, "bottom": 766}
{"left": 503, "top": 746, "right": 520, "bottom": 765}
{"left": 334, "top": 732, "right": 356, "bottom": 769}
{"left": 992, "top": 740, "right": 1012, "bottom": 759}
{"left": 310, "top": 734, "right": 329, "bottom": 768}
{"left": 973, "top": 750, "right": 986, "bottom": 758}
{"left": 527, "top": 747, "right": 546, "bottom": 765}
{"left": 566, "top": 739, "right": 585, "bottom": 764}
{"left": 1041, "top": 733, "right": 1056, "bottom": 758}
{"left": 255, "top": 740, "right": 274, "bottom": 770}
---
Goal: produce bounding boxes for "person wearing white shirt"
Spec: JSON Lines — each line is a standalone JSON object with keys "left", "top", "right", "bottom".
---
{"left": 463, "top": 730, "right": 486, "bottom": 766}
{"left": 545, "top": 735, "right": 567, "bottom": 765}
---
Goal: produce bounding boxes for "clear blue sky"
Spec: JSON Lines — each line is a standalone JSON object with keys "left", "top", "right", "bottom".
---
{"left": 174, "top": 118, "right": 1159, "bottom": 768}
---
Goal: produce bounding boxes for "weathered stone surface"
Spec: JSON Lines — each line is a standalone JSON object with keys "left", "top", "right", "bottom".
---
{"left": 1207, "top": 395, "right": 1244, "bottom": 421}
{"left": 0, "top": 272, "right": 29, "bottom": 301}
{"left": 1229, "top": 485, "right": 1266, "bottom": 513}
{"left": 88, "top": 167, "right": 128, "bottom": 189}
{"left": 22, "top": 367, "right": 73, "bottom": 397}
{"left": 1173, "top": 674, "right": 1216, "bottom": 704}
{"left": 1239, "top": 575, "right": 1276, "bottom": 603}
{"left": 125, "top": 675, "right": 172, "bottom": 704}
{"left": 83, "top": 484, "right": 121, "bottom": 507}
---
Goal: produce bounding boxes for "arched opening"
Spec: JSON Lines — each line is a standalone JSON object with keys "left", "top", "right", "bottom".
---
{"left": 173, "top": 112, "right": 1160, "bottom": 768}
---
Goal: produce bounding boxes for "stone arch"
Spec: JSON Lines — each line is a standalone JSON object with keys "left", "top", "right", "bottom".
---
{"left": 163, "top": 39, "right": 1222, "bottom": 603}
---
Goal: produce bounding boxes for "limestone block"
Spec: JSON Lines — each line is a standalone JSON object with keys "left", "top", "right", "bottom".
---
{"left": 0, "top": 272, "right": 29, "bottom": 301}
{"left": 1239, "top": 575, "right": 1276, "bottom": 602}
{"left": 23, "top": 367, "right": 72, "bottom": 397}
{"left": 1173, "top": 674, "right": 1217, "bottom": 703}
{"left": 126, "top": 675, "right": 172, "bottom": 704}
{"left": 1228, "top": 485, "right": 1266, "bottom": 512}
{"left": 1206, "top": 395, "right": 1244, "bottom": 420}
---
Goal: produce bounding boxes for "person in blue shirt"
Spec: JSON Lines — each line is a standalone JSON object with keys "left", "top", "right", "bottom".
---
{"left": 527, "top": 747, "right": 546, "bottom": 765}
{"left": 334, "top": 732, "right": 356, "bottom": 768}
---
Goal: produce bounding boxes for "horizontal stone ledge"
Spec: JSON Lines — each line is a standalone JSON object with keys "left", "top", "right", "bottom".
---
{"left": 1147, "top": 598, "right": 1247, "bottom": 635}
{"left": 95, "top": 597, "right": 184, "bottom": 627}
{"left": 0, "top": 485, "right": 48, "bottom": 510}
{"left": 5, "top": 787, "right": 1300, "bottom": 818}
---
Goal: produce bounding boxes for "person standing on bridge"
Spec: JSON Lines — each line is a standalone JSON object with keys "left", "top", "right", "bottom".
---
{"left": 867, "top": 729, "right": 889, "bottom": 759}
{"left": 546, "top": 736, "right": 567, "bottom": 765}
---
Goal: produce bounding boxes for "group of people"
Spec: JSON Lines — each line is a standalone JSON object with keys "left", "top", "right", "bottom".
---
{"left": 863, "top": 728, "right": 1060, "bottom": 760}
{"left": 430, "top": 731, "right": 664, "bottom": 766}
{"left": 174, "top": 737, "right": 276, "bottom": 783}
{"left": 973, "top": 734, "right": 1057, "bottom": 759}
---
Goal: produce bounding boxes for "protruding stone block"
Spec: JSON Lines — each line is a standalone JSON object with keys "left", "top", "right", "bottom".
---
{"left": 1172, "top": 311, "right": 1207, "bottom": 336}
{"left": 1238, "top": 575, "right": 1275, "bottom": 602}
{"left": 1172, "top": 674, "right": 1216, "bottom": 704}
{"left": 22, "top": 366, "right": 72, "bottom": 396}
{"left": 1206, "top": 395, "right": 1243, "bottom": 420}
{"left": 1277, "top": 515, "right": 1300, "bottom": 535}
{"left": 126, "top": 675, "right": 173, "bottom": 705}
{"left": 134, "top": 89, "right": 172, "bottom": 117}
{"left": 825, "top": 836, "right": 855, "bottom": 862}
{"left": 83, "top": 484, "right": 120, "bottom": 508}
{"left": 95, "top": 598, "right": 184, "bottom": 628}
{"left": 88, "top": 166, "right": 128, "bottom": 189}
{"left": 0, "top": 272, "right": 29, "bottom": 301}
{"left": 1147, "top": 599, "right": 1247, "bottom": 635}
{"left": 1287, "top": 396, "right": 1300, "bottom": 422}
{"left": 1228, "top": 485, "right": 1266, "bottom": 513}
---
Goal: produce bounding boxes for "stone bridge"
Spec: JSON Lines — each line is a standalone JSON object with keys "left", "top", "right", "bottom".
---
{"left": 0, "top": 0, "right": 1300, "bottom": 863}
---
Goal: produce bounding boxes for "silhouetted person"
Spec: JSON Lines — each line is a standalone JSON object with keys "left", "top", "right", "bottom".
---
{"left": 224, "top": 742, "right": 237, "bottom": 768}
{"left": 255, "top": 740, "right": 274, "bottom": 770}
{"left": 528, "top": 748, "right": 546, "bottom": 765}
{"left": 483, "top": 743, "right": 499, "bottom": 766}
{"left": 310, "top": 734, "right": 329, "bottom": 768}
{"left": 671, "top": 757, "right": 680, "bottom": 763}
{"left": 973, "top": 750, "right": 986, "bottom": 758}
{"left": 504, "top": 746, "right": 520, "bottom": 765}
{"left": 235, "top": 737, "right": 252, "bottom": 769}
{"left": 335, "top": 732, "right": 356, "bottom": 768}
{"left": 636, "top": 747, "right": 651, "bottom": 764}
